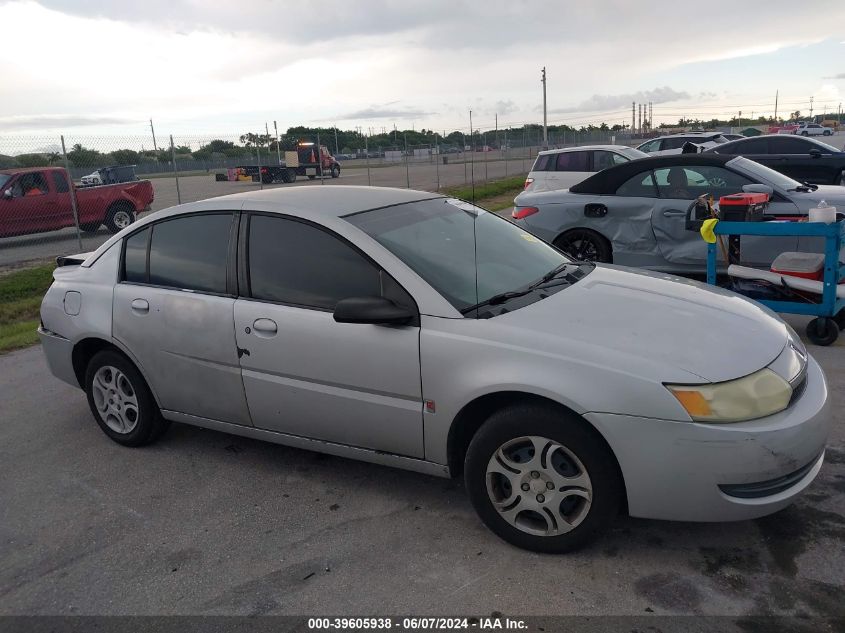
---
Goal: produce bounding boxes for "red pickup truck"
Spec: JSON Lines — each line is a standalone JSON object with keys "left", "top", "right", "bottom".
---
{"left": 0, "top": 166, "right": 153, "bottom": 238}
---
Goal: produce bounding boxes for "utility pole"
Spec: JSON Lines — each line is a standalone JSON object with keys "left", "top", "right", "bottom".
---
{"left": 541, "top": 67, "right": 548, "bottom": 148}
{"left": 738, "top": 111, "right": 742, "bottom": 130}
{"left": 638, "top": 104, "right": 642, "bottom": 135}
{"left": 649, "top": 102, "right": 653, "bottom": 130}
{"left": 495, "top": 113, "right": 498, "bottom": 149}
{"left": 631, "top": 102, "right": 635, "bottom": 135}
{"left": 149, "top": 119, "right": 157, "bottom": 151}
{"left": 469, "top": 110, "right": 475, "bottom": 203}
{"left": 810, "top": 96, "right": 814, "bottom": 119}
{"left": 334, "top": 126, "right": 339, "bottom": 156}
{"left": 774, "top": 89, "right": 779, "bottom": 121}
{"left": 273, "top": 120, "right": 281, "bottom": 165}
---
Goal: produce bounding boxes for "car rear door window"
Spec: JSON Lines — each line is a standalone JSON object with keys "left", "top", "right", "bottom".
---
{"left": 124, "top": 227, "right": 150, "bottom": 283}
{"left": 51, "top": 171, "right": 70, "bottom": 193}
{"left": 769, "top": 136, "right": 814, "bottom": 154}
{"left": 148, "top": 213, "right": 233, "bottom": 293}
{"left": 592, "top": 151, "right": 628, "bottom": 171}
{"left": 639, "top": 139, "right": 661, "bottom": 153}
{"left": 661, "top": 138, "right": 689, "bottom": 151}
{"left": 247, "top": 215, "right": 382, "bottom": 311}
{"left": 653, "top": 166, "right": 752, "bottom": 200}
{"left": 615, "top": 171, "right": 658, "bottom": 197}
{"left": 721, "top": 138, "right": 768, "bottom": 154}
{"left": 555, "top": 151, "right": 589, "bottom": 171}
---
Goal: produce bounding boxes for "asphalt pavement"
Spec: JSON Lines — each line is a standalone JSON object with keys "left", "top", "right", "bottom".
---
{"left": 1, "top": 315, "right": 843, "bottom": 618}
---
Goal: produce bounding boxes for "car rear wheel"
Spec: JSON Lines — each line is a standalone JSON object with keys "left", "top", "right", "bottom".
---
{"left": 554, "top": 229, "right": 612, "bottom": 263}
{"left": 801, "top": 131, "right": 809, "bottom": 136}
{"left": 823, "top": 130, "right": 832, "bottom": 136}
{"left": 105, "top": 203, "right": 135, "bottom": 233}
{"left": 84, "top": 350, "right": 169, "bottom": 447}
{"left": 464, "top": 403, "right": 622, "bottom": 553}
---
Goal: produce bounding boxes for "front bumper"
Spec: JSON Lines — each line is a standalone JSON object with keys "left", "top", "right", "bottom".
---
{"left": 585, "top": 356, "right": 830, "bottom": 522}
{"left": 38, "top": 327, "right": 79, "bottom": 388}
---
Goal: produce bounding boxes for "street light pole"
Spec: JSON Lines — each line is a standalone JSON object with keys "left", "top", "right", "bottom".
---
{"left": 541, "top": 67, "right": 548, "bottom": 148}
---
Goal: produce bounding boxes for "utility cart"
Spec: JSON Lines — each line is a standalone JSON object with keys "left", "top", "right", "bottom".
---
{"left": 705, "top": 219, "right": 845, "bottom": 345}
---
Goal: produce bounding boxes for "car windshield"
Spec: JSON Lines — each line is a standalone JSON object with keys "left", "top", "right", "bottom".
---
{"left": 347, "top": 198, "right": 573, "bottom": 314}
{"left": 729, "top": 156, "right": 803, "bottom": 190}
{"left": 0, "top": 174, "right": 10, "bottom": 190}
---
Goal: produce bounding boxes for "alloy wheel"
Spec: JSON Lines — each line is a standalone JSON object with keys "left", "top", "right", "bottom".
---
{"left": 91, "top": 365, "right": 140, "bottom": 434}
{"left": 486, "top": 435, "right": 592, "bottom": 536}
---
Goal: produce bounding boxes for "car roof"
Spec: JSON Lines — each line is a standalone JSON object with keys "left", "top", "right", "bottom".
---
{"left": 199, "top": 185, "right": 443, "bottom": 218}
{"left": 569, "top": 153, "right": 732, "bottom": 195}
{"left": 537, "top": 145, "right": 629, "bottom": 156}
{"left": 644, "top": 132, "right": 722, "bottom": 140}
{"left": 0, "top": 166, "right": 64, "bottom": 175}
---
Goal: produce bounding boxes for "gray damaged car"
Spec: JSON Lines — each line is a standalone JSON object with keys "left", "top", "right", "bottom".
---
{"left": 40, "top": 186, "right": 829, "bottom": 552}
{"left": 512, "top": 153, "right": 845, "bottom": 273}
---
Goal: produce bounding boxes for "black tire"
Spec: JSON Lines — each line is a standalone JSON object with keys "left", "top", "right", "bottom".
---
{"left": 806, "top": 318, "right": 839, "bottom": 346}
{"left": 464, "top": 403, "right": 622, "bottom": 553}
{"left": 331, "top": 165, "right": 340, "bottom": 178}
{"left": 834, "top": 309, "right": 845, "bottom": 331}
{"left": 104, "top": 203, "right": 135, "bottom": 233}
{"left": 801, "top": 131, "right": 809, "bottom": 136}
{"left": 823, "top": 130, "right": 832, "bottom": 136}
{"left": 308, "top": 175, "right": 316, "bottom": 180}
{"left": 283, "top": 169, "right": 297, "bottom": 184}
{"left": 554, "top": 229, "right": 612, "bottom": 263}
{"left": 84, "top": 350, "right": 170, "bottom": 447}
{"left": 79, "top": 222, "right": 101, "bottom": 233}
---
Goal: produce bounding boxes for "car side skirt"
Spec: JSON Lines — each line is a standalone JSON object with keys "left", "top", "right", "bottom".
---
{"left": 162, "top": 410, "right": 451, "bottom": 478}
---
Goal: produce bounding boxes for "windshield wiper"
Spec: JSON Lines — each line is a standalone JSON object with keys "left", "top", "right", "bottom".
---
{"left": 527, "top": 262, "right": 581, "bottom": 291}
{"left": 459, "top": 290, "right": 534, "bottom": 314}
{"left": 459, "top": 263, "right": 581, "bottom": 315}
{"left": 788, "top": 181, "right": 818, "bottom": 193}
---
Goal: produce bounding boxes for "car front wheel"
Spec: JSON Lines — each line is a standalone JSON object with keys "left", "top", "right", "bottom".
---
{"left": 464, "top": 403, "right": 622, "bottom": 553}
{"left": 85, "top": 350, "right": 169, "bottom": 446}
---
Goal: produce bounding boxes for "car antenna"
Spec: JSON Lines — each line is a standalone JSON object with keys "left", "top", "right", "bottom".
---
{"left": 469, "top": 109, "right": 476, "bottom": 205}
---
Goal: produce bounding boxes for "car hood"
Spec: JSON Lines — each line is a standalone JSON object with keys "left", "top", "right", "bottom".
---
{"left": 494, "top": 264, "right": 790, "bottom": 384}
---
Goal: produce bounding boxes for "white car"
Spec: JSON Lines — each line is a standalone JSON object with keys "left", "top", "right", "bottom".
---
{"left": 80, "top": 170, "right": 102, "bottom": 186}
{"left": 795, "top": 123, "right": 833, "bottom": 137}
{"left": 637, "top": 132, "right": 729, "bottom": 156}
{"left": 523, "top": 145, "right": 647, "bottom": 193}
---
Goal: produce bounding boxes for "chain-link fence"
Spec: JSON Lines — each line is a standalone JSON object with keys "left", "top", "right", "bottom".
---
{"left": 0, "top": 127, "right": 633, "bottom": 270}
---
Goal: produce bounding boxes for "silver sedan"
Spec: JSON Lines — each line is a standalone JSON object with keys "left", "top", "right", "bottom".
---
{"left": 39, "top": 186, "right": 830, "bottom": 552}
{"left": 513, "top": 153, "right": 845, "bottom": 273}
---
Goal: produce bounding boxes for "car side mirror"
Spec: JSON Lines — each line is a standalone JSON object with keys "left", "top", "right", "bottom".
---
{"left": 2, "top": 189, "right": 11, "bottom": 199}
{"left": 333, "top": 296, "right": 415, "bottom": 325}
{"left": 808, "top": 148, "right": 822, "bottom": 158}
{"left": 742, "top": 184, "right": 774, "bottom": 196}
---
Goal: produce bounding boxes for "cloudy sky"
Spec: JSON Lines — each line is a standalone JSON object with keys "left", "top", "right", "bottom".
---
{"left": 1, "top": 0, "right": 844, "bottom": 139}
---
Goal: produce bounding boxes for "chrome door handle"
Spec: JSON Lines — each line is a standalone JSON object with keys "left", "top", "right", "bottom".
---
{"left": 252, "top": 318, "right": 278, "bottom": 337}
{"left": 130, "top": 298, "right": 149, "bottom": 314}
{"left": 662, "top": 210, "right": 686, "bottom": 217}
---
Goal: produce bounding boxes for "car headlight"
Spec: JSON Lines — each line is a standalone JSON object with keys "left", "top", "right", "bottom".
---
{"left": 666, "top": 368, "right": 793, "bottom": 423}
